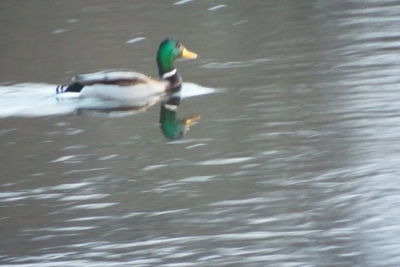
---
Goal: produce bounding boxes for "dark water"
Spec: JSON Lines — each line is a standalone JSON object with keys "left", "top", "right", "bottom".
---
{"left": 2, "top": 0, "right": 400, "bottom": 266}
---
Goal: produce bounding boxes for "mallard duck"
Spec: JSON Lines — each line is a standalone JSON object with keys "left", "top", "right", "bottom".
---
{"left": 56, "top": 38, "right": 198, "bottom": 107}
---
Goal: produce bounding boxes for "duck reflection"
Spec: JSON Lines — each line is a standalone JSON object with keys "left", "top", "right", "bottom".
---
{"left": 160, "top": 90, "right": 200, "bottom": 140}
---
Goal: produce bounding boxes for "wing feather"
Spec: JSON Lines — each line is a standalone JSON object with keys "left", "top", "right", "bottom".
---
{"left": 73, "top": 71, "right": 151, "bottom": 86}
{"left": 75, "top": 71, "right": 170, "bottom": 101}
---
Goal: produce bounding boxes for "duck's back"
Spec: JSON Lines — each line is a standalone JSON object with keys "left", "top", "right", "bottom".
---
{"left": 72, "top": 71, "right": 169, "bottom": 101}
{"left": 74, "top": 71, "right": 149, "bottom": 85}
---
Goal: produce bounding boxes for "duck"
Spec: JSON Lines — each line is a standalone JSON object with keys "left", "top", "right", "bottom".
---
{"left": 56, "top": 38, "right": 198, "bottom": 108}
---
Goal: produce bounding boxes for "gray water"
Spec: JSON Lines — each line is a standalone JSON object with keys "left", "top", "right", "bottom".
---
{"left": 2, "top": 0, "right": 400, "bottom": 266}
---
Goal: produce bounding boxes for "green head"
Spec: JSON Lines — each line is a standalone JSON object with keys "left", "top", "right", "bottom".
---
{"left": 156, "top": 38, "right": 198, "bottom": 77}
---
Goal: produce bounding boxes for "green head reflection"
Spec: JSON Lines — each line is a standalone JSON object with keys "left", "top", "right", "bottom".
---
{"left": 159, "top": 95, "right": 200, "bottom": 139}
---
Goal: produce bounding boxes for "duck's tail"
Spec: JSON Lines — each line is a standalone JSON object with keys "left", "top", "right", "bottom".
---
{"left": 56, "top": 84, "right": 68, "bottom": 94}
{"left": 56, "top": 83, "right": 84, "bottom": 94}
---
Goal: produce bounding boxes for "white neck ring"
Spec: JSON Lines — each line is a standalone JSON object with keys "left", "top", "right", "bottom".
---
{"left": 162, "top": 69, "right": 177, "bottom": 79}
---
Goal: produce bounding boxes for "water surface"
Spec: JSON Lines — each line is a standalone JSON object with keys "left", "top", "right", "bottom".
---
{"left": 1, "top": 1, "right": 400, "bottom": 266}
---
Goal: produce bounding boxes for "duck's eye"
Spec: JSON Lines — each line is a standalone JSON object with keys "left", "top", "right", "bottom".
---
{"left": 176, "top": 42, "right": 182, "bottom": 49}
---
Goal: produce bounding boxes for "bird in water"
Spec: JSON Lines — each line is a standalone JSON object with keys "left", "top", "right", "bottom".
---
{"left": 56, "top": 38, "right": 198, "bottom": 109}
{"left": 57, "top": 38, "right": 201, "bottom": 139}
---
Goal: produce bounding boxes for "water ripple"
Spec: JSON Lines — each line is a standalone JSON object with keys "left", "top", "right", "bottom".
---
{"left": 197, "top": 157, "right": 253, "bottom": 166}
{"left": 200, "top": 58, "right": 270, "bottom": 69}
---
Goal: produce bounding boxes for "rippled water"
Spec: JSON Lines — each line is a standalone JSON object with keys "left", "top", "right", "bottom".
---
{"left": 2, "top": 0, "right": 400, "bottom": 266}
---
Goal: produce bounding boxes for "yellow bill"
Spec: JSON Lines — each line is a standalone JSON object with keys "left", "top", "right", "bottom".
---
{"left": 183, "top": 114, "right": 201, "bottom": 127}
{"left": 181, "top": 46, "right": 198, "bottom": 59}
